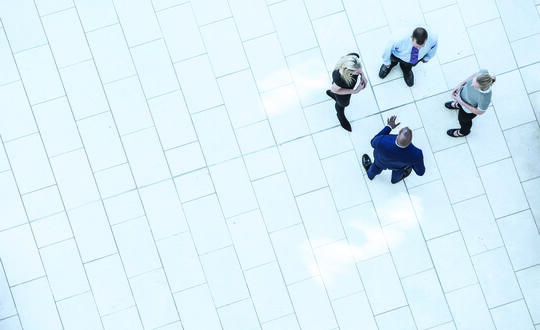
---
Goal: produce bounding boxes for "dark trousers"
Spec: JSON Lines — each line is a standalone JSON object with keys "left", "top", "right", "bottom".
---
{"left": 388, "top": 54, "right": 420, "bottom": 76}
{"left": 332, "top": 93, "right": 351, "bottom": 115}
{"left": 367, "top": 162, "right": 411, "bottom": 184}
{"left": 457, "top": 105, "right": 477, "bottom": 135}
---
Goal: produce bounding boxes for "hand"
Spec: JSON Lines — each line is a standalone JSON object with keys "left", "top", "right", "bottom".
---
{"left": 387, "top": 115, "right": 400, "bottom": 129}
{"left": 422, "top": 59, "right": 428, "bottom": 63}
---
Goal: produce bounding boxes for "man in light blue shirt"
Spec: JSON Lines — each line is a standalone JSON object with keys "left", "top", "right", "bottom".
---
{"left": 379, "top": 27, "right": 438, "bottom": 87}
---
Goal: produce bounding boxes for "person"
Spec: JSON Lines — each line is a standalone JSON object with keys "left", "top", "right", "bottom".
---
{"left": 362, "top": 115, "right": 425, "bottom": 184}
{"left": 326, "top": 53, "right": 368, "bottom": 132}
{"left": 379, "top": 27, "right": 438, "bottom": 87}
{"left": 444, "top": 69, "right": 495, "bottom": 137}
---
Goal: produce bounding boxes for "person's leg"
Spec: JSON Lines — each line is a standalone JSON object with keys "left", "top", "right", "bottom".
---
{"left": 399, "top": 61, "right": 414, "bottom": 87}
{"left": 379, "top": 55, "right": 400, "bottom": 79}
{"left": 367, "top": 162, "right": 383, "bottom": 180}
{"left": 335, "top": 95, "right": 352, "bottom": 131}
{"left": 457, "top": 106, "right": 476, "bottom": 136}
{"left": 391, "top": 169, "right": 404, "bottom": 184}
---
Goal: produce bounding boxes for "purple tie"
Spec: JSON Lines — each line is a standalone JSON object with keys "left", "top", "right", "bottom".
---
{"left": 410, "top": 46, "right": 419, "bottom": 64}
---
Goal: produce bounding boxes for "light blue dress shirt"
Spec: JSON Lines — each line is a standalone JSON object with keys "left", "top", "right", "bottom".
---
{"left": 382, "top": 33, "right": 438, "bottom": 65}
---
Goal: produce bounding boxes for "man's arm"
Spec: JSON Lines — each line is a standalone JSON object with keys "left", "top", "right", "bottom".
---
{"left": 412, "top": 151, "right": 426, "bottom": 176}
{"left": 371, "top": 115, "right": 400, "bottom": 147}
{"left": 422, "top": 37, "right": 438, "bottom": 62}
{"left": 382, "top": 40, "right": 396, "bottom": 66}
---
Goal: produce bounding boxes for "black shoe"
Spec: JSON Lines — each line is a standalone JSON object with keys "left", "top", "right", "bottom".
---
{"left": 326, "top": 89, "right": 336, "bottom": 101}
{"left": 392, "top": 166, "right": 413, "bottom": 184}
{"left": 337, "top": 112, "right": 352, "bottom": 132}
{"left": 404, "top": 71, "right": 414, "bottom": 87}
{"left": 379, "top": 64, "right": 391, "bottom": 79}
{"left": 362, "top": 154, "right": 372, "bottom": 172}
{"left": 444, "top": 101, "right": 459, "bottom": 110}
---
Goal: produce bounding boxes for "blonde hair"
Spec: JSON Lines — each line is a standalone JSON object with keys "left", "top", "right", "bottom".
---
{"left": 335, "top": 54, "right": 361, "bottom": 86}
{"left": 476, "top": 73, "right": 496, "bottom": 91}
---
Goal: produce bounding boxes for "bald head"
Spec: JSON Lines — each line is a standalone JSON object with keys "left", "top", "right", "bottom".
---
{"left": 396, "top": 127, "right": 412, "bottom": 147}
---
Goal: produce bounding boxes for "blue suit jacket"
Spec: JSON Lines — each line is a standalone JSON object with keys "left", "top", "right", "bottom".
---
{"left": 371, "top": 126, "right": 426, "bottom": 175}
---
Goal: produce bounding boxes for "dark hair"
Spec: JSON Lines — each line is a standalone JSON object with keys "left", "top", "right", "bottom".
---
{"left": 412, "top": 27, "right": 428, "bottom": 45}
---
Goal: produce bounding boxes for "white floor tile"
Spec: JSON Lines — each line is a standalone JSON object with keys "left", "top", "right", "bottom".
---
{"left": 113, "top": 217, "right": 161, "bottom": 277}
{"left": 425, "top": 5, "right": 472, "bottom": 64}
{"left": 67, "top": 201, "right": 117, "bottom": 262}
{"left": 60, "top": 60, "right": 109, "bottom": 120}
{"left": 322, "top": 151, "right": 370, "bottom": 210}
{"left": 313, "top": 126, "right": 353, "bottom": 159}
{"left": 173, "top": 285, "right": 222, "bottom": 330}
{"left": 0, "top": 224, "right": 44, "bottom": 286}
{"left": 467, "top": 107, "right": 510, "bottom": 166}
{"left": 340, "top": 202, "right": 389, "bottom": 261}
{"left": 504, "top": 121, "right": 540, "bottom": 181}
{"left": 496, "top": 0, "right": 540, "bottom": 41}
{"left": 112, "top": 0, "right": 161, "bottom": 47}
{"left": 174, "top": 168, "right": 215, "bottom": 203}
{"left": 12, "top": 277, "right": 62, "bottom": 330}
{"left": 435, "top": 143, "right": 484, "bottom": 204}
{"left": 166, "top": 145, "right": 204, "bottom": 178}
{"left": 332, "top": 291, "right": 377, "bottom": 330}
{"left": 410, "top": 180, "right": 459, "bottom": 240}
{"left": 373, "top": 79, "right": 414, "bottom": 111}
{"left": 5, "top": 134, "right": 55, "bottom": 194}
{"left": 104, "top": 76, "right": 153, "bottom": 136}
{"left": 441, "top": 56, "right": 480, "bottom": 89}
{"left": 218, "top": 298, "right": 260, "bottom": 330}
{"left": 375, "top": 306, "right": 417, "bottom": 330}
{"left": 94, "top": 164, "right": 135, "bottom": 199}
{"left": 512, "top": 34, "right": 540, "bottom": 67}
{"left": 350, "top": 114, "right": 386, "bottom": 161}
{"left": 200, "top": 246, "right": 249, "bottom": 307}
{"left": 227, "top": 210, "right": 275, "bottom": 270}
{"left": 0, "top": 0, "right": 46, "bottom": 53}
{"left": 492, "top": 70, "right": 536, "bottom": 130}
{"left": 122, "top": 127, "right": 170, "bottom": 187}
{"left": 103, "top": 190, "right": 145, "bottom": 225}
{"left": 521, "top": 63, "right": 540, "bottom": 93}
{"left": 468, "top": 19, "right": 516, "bottom": 75}
{"left": 402, "top": 269, "right": 452, "bottom": 329}
{"left": 182, "top": 195, "right": 232, "bottom": 254}
{"left": 192, "top": 106, "right": 240, "bottom": 165}
{"left": 343, "top": 0, "right": 386, "bottom": 35}
{"left": 101, "top": 307, "right": 143, "bottom": 330}
{"left": 235, "top": 120, "right": 275, "bottom": 154}
{"left": 253, "top": 172, "right": 301, "bottom": 231}
{"left": 130, "top": 269, "right": 179, "bottom": 329}
{"left": 312, "top": 12, "right": 357, "bottom": 71}
{"left": 87, "top": 24, "right": 135, "bottom": 84}
{"left": 31, "top": 212, "right": 73, "bottom": 248}
{"left": 57, "top": 292, "right": 103, "bottom": 330}
{"left": 516, "top": 266, "right": 540, "bottom": 324}
{"left": 270, "top": 224, "right": 319, "bottom": 284}
{"left": 40, "top": 239, "right": 89, "bottom": 301}
{"left": 200, "top": 19, "right": 248, "bottom": 77}
{"left": 269, "top": 0, "right": 318, "bottom": 56}
{"left": 228, "top": 0, "right": 273, "bottom": 40}
{"left": 288, "top": 276, "right": 337, "bottom": 330}
{"left": 446, "top": 284, "right": 495, "bottom": 330}
{"left": 452, "top": 195, "right": 503, "bottom": 255}
{"left": 0, "top": 81, "right": 37, "bottom": 141}
{"left": 279, "top": 136, "right": 326, "bottom": 196}
{"left": 218, "top": 70, "right": 267, "bottom": 128}
{"left": 85, "top": 254, "right": 134, "bottom": 315}
{"left": 244, "top": 147, "right": 284, "bottom": 180}
{"left": 131, "top": 39, "right": 179, "bottom": 99}
{"left": 472, "top": 247, "right": 522, "bottom": 308}
{"left": 0, "top": 172, "right": 28, "bottom": 231}
{"left": 380, "top": 0, "right": 424, "bottom": 33}
{"left": 304, "top": 0, "right": 342, "bottom": 19}
{"left": 42, "top": 9, "right": 91, "bottom": 68}
{"left": 287, "top": 48, "right": 330, "bottom": 107}
{"left": 491, "top": 299, "right": 535, "bottom": 330}
{"left": 523, "top": 177, "right": 540, "bottom": 231}
{"left": 261, "top": 314, "right": 300, "bottom": 330}
{"left": 157, "top": 3, "right": 205, "bottom": 63}
{"left": 33, "top": 97, "right": 82, "bottom": 157}
{"left": 427, "top": 232, "right": 477, "bottom": 292}
{"left": 0, "top": 317, "right": 24, "bottom": 330}
{"left": 74, "top": 0, "right": 118, "bottom": 32}
{"left": 356, "top": 253, "right": 407, "bottom": 314}
{"left": 245, "top": 262, "right": 293, "bottom": 322}
{"left": 409, "top": 60, "right": 449, "bottom": 101}
{"left": 244, "top": 33, "right": 292, "bottom": 92}
{"left": 190, "top": 0, "right": 231, "bottom": 25}
{"left": 383, "top": 219, "right": 433, "bottom": 278}
{"left": 456, "top": 0, "right": 499, "bottom": 27}
{"left": 35, "top": 0, "right": 73, "bottom": 16}
{"left": 296, "top": 188, "right": 345, "bottom": 247}
{"left": 498, "top": 210, "right": 540, "bottom": 270}
{"left": 156, "top": 232, "right": 205, "bottom": 292}
{"left": 314, "top": 239, "right": 363, "bottom": 299}
{"left": 261, "top": 85, "right": 309, "bottom": 143}
{"left": 479, "top": 158, "right": 529, "bottom": 218}
{"left": 77, "top": 112, "right": 126, "bottom": 172}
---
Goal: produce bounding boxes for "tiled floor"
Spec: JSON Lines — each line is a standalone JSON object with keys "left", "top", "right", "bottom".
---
{"left": 0, "top": 0, "right": 539, "bottom": 329}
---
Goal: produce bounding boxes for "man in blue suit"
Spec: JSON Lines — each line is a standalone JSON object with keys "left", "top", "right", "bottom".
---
{"left": 362, "top": 115, "right": 425, "bottom": 184}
